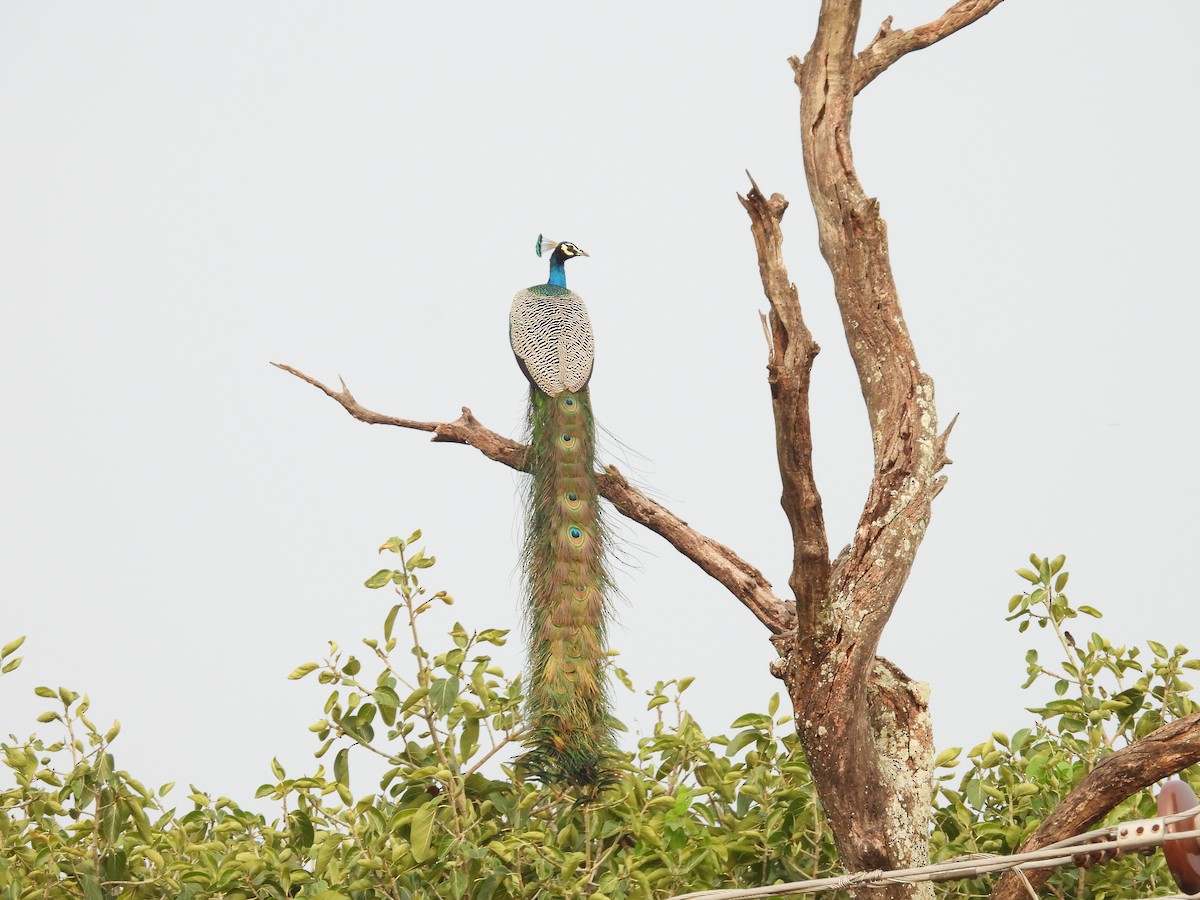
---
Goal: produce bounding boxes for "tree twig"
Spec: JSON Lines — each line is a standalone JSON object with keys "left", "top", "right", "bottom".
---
{"left": 272, "top": 362, "right": 793, "bottom": 635}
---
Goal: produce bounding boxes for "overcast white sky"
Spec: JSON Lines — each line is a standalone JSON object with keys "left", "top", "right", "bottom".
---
{"left": 2, "top": 2, "right": 1198, "bottom": 806}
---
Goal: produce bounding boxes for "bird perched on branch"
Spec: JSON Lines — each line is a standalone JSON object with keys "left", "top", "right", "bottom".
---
{"left": 509, "top": 234, "right": 615, "bottom": 789}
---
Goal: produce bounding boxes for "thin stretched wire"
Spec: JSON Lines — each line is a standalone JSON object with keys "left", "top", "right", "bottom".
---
{"left": 666, "top": 805, "right": 1200, "bottom": 900}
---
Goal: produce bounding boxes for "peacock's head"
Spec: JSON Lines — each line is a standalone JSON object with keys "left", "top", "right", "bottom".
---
{"left": 536, "top": 234, "right": 589, "bottom": 261}
{"left": 554, "top": 241, "right": 589, "bottom": 260}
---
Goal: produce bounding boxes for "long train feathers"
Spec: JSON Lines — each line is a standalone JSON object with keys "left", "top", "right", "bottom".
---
{"left": 520, "top": 387, "right": 614, "bottom": 787}
{"left": 509, "top": 237, "right": 615, "bottom": 789}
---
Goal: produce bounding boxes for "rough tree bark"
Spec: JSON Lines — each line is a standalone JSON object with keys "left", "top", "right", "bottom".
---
{"left": 278, "top": 2, "right": 1200, "bottom": 898}
{"left": 737, "top": 2, "right": 996, "bottom": 895}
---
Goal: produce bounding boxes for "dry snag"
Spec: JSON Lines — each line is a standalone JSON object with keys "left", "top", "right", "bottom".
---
{"left": 279, "top": 2, "right": 1200, "bottom": 897}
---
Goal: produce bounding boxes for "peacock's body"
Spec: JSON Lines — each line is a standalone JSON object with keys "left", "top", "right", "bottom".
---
{"left": 509, "top": 235, "right": 614, "bottom": 789}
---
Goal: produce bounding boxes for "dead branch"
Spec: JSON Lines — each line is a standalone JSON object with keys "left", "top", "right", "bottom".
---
{"left": 272, "top": 362, "right": 793, "bottom": 635}
{"left": 851, "top": 0, "right": 1008, "bottom": 94}
{"left": 272, "top": 362, "right": 526, "bottom": 466}
{"left": 738, "top": 175, "right": 829, "bottom": 636}
{"left": 992, "top": 711, "right": 1200, "bottom": 900}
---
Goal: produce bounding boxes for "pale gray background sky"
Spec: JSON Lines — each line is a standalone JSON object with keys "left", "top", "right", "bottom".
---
{"left": 2, "top": 2, "right": 1197, "bottom": 805}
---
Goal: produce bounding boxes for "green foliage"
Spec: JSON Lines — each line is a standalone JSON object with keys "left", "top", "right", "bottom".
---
{"left": 1, "top": 546, "right": 1196, "bottom": 898}
{"left": 933, "top": 553, "right": 1199, "bottom": 899}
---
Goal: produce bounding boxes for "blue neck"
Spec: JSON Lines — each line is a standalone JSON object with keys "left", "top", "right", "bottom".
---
{"left": 548, "top": 257, "right": 567, "bottom": 287}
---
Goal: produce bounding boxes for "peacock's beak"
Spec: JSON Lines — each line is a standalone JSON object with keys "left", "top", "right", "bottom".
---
{"left": 576, "top": 249, "right": 590, "bottom": 257}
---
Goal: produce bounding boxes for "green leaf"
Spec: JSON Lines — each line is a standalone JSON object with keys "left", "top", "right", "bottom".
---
{"left": 373, "top": 685, "right": 399, "bottom": 709}
{"left": 289, "top": 809, "right": 315, "bottom": 850}
{"left": 401, "top": 685, "right": 430, "bottom": 712}
{"left": 384, "top": 604, "right": 402, "bottom": 641}
{"left": 0, "top": 656, "right": 20, "bottom": 673}
{"left": 82, "top": 874, "right": 104, "bottom": 900}
{"left": 934, "top": 747, "right": 961, "bottom": 768}
{"left": 334, "top": 747, "right": 350, "bottom": 788}
{"left": 460, "top": 716, "right": 480, "bottom": 761}
{"left": 34, "top": 686, "right": 56, "bottom": 698}
{"left": 410, "top": 800, "right": 439, "bottom": 863}
{"left": 1077, "top": 605, "right": 1102, "bottom": 618}
{"left": 365, "top": 569, "right": 394, "bottom": 589}
{"left": 429, "top": 677, "right": 460, "bottom": 715}
{"left": 1054, "top": 571, "right": 1069, "bottom": 592}
{"left": 647, "top": 695, "right": 669, "bottom": 710}
{"left": 1016, "top": 568, "right": 1039, "bottom": 584}
{"left": 1, "top": 636, "right": 24, "bottom": 659}
{"left": 1148, "top": 640, "right": 1169, "bottom": 659}
{"left": 725, "top": 730, "right": 758, "bottom": 756}
{"left": 288, "top": 662, "right": 319, "bottom": 680}
{"left": 730, "top": 712, "right": 771, "bottom": 729}
{"left": 379, "top": 536, "right": 405, "bottom": 554}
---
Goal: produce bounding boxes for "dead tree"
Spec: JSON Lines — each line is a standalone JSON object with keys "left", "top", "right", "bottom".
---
{"left": 278, "top": 2, "right": 1200, "bottom": 898}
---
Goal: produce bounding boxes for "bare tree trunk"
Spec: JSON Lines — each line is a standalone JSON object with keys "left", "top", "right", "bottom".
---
{"left": 742, "top": 2, "right": 1002, "bottom": 896}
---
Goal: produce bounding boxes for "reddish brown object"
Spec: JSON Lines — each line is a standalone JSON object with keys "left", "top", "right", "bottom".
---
{"left": 1159, "top": 780, "right": 1200, "bottom": 895}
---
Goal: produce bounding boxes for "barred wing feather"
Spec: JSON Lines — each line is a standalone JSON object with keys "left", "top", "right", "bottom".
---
{"left": 509, "top": 286, "right": 595, "bottom": 396}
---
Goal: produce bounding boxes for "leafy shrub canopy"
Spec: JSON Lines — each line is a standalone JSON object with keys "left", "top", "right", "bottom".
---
{"left": 1, "top": 542, "right": 1196, "bottom": 899}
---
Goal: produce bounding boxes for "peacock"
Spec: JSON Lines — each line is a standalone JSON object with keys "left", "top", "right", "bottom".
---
{"left": 509, "top": 234, "right": 615, "bottom": 789}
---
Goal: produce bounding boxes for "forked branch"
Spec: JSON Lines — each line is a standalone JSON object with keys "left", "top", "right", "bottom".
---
{"left": 852, "top": 0, "right": 1008, "bottom": 94}
{"left": 272, "top": 362, "right": 793, "bottom": 635}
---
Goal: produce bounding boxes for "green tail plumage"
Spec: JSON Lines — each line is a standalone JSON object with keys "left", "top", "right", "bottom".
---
{"left": 509, "top": 236, "right": 612, "bottom": 789}
{"left": 520, "top": 386, "right": 615, "bottom": 788}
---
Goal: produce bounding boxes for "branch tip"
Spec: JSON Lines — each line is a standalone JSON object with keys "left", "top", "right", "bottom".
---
{"left": 852, "top": 0, "right": 1008, "bottom": 95}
